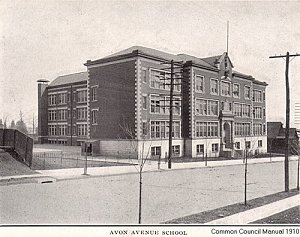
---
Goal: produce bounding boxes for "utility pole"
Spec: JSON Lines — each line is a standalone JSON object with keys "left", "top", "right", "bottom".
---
{"left": 269, "top": 52, "right": 300, "bottom": 192}
{"left": 160, "top": 60, "right": 183, "bottom": 169}
{"left": 168, "top": 60, "right": 174, "bottom": 169}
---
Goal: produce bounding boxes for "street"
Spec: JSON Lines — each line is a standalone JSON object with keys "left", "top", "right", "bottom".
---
{"left": 0, "top": 160, "right": 299, "bottom": 224}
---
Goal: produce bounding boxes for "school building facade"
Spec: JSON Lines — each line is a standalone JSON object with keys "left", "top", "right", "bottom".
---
{"left": 38, "top": 46, "right": 268, "bottom": 158}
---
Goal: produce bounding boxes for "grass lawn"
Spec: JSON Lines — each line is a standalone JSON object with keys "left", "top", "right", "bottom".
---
{"left": 164, "top": 189, "right": 299, "bottom": 224}
{"left": 252, "top": 206, "right": 300, "bottom": 224}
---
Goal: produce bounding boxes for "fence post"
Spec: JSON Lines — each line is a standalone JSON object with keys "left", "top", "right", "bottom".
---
{"left": 158, "top": 155, "right": 161, "bottom": 170}
{"left": 43, "top": 152, "right": 46, "bottom": 170}
{"left": 83, "top": 143, "right": 88, "bottom": 175}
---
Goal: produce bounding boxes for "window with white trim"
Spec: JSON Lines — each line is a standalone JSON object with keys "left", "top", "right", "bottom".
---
{"left": 48, "top": 125, "right": 56, "bottom": 136}
{"left": 234, "top": 123, "right": 250, "bottom": 136}
{"left": 141, "top": 69, "right": 147, "bottom": 83}
{"left": 57, "top": 109, "right": 67, "bottom": 121}
{"left": 253, "top": 107, "right": 262, "bottom": 119}
{"left": 77, "top": 107, "right": 87, "bottom": 120}
{"left": 142, "top": 96, "right": 147, "bottom": 110}
{"left": 77, "top": 90, "right": 87, "bottom": 103}
{"left": 77, "top": 124, "right": 87, "bottom": 136}
{"left": 57, "top": 93, "right": 67, "bottom": 104}
{"left": 195, "top": 122, "right": 218, "bottom": 137}
{"left": 233, "top": 83, "right": 240, "bottom": 98}
{"left": 172, "top": 145, "right": 180, "bottom": 156}
{"left": 57, "top": 125, "right": 67, "bottom": 136}
{"left": 212, "top": 143, "right": 219, "bottom": 152}
{"left": 195, "top": 75, "right": 204, "bottom": 93}
{"left": 210, "top": 79, "right": 219, "bottom": 95}
{"left": 150, "top": 95, "right": 161, "bottom": 114}
{"left": 150, "top": 121, "right": 180, "bottom": 139}
{"left": 221, "top": 81, "right": 231, "bottom": 96}
{"left": 91, "top": 87, "right": 97, "bottom": 101}
{"left": 253, "top": 123, "right": 263, "bottom": 136}
{"left": 91, "top": 110, "right": 98, "bottom": 124}
{"left": 151, "top": 146, "right": 161, "bottom": 157}
{"left": 244, "top": 86, "right": 251, "bottom": 100}
{"left": 253, "top": 90, "right": 262, "bottom": 102}
{"left": 258, "top": 140, "right": 263, "bottom": 147}
{"left": 48, "top": 94, "right": 56, "bottom": 105}
{"left": 196, "top": 144, "right": 204, "bottom": 155}
{"left": 48, "top": 110, "right": 56, "bottom": 121}
{"left": 195, "top": 99, "right": 218, "bottom": 116}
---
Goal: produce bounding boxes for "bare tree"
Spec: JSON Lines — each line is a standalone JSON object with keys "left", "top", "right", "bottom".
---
{"left": 119, "top": 120, "right": 151, "bottom": 224}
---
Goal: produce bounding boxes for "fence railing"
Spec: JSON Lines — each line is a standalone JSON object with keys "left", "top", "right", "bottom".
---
{"left": 0, "top": 128, "right": 33, "bottom": 167}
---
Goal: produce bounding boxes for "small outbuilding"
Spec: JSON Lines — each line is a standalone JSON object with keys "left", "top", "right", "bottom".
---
{"left": 267, "top": 122, "right": 299, "bottom": 155}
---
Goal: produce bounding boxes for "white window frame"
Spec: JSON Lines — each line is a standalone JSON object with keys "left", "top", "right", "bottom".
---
{"left": 221, "top": 80, "right": 231, "bottom": 97}
{"left": 244, "top": 85, "right": 251, "bottom": 100}
{"left": 210, "top": 78, "right": 219, "bottom": 95}
{"left": 195, "top": 75, "right": 204, "bottom": 93}
{"left": 233, "top": 83, "right": 240, "bottom": 98}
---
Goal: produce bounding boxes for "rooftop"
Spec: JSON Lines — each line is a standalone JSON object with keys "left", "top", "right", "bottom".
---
{"left": 49, "top": 72, "right": 88, "bottom": 87}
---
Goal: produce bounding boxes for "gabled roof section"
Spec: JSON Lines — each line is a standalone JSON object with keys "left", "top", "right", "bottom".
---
{"left": 278, "top": 128, "right": 299, "bottom": 139}
{"left": 49, "top": 72, "right": 88, "bottom": 87}
{"left": 201, "top": 55, "right": 222, "bottom": 67}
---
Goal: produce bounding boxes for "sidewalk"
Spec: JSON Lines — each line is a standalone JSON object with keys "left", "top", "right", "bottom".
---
{"left": 1, "top": 155, "right": 297, "bottom": 182}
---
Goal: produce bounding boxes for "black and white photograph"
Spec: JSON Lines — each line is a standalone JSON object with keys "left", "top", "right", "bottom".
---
{"left": 0, "top": 1, "right": 299, "bottom": 236}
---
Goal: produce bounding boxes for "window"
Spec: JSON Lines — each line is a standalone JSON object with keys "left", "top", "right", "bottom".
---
{"left": 221, "top": 81, "right": 231, "bottom": 96}
{"left": 235, "top": 142, "right": 241, "bottom": 149}
{"left": 195, "top": 99, "right": 218, "bottom": 116}
{"left": 91, "top": 87, "right": 97, "bottom": 101}
{"left": 172, "top": 145, "right": 180, "bottom": 156}
{"left": 212, "top": 143, "right": 219, "bottom": 152}
{"left": 48, "top": 125, "right": 56, "bottom": 136}
{"left": 57, "top": 109, "right": 67, "bottom": 121}
{"left": 48, "top": 110, "right": 56, "bottom": 121}
{"left": 173, "top": 98, "right": 181, "bottom": 115}
{"left": 150, "top": 121, "right": 180, "bottom": 139}
{"left": 142, "top": 96, "right": 147, "bottom": 110}
{"left": 195, "top": 75, "right": 204, "bottom": 93}
{"left": 245, "top": 141, "right": 251, "bottom": 149}
{"left": 258, "top": 140, "right": 262, "bottom": 148}
{"left": 253, "top": 90, "right": 262, "bottom": 102}
{"left": 48, "top": 94, "right": 56, "bottom": 105}
{"left": 195, "top": 122, "right": 218, "bottom": 137}
{"left": 244, "top": 86, "right": 251, "bottom": 99}
{"left": 174, "top": 74, "right": 181, "bottom": 92}
{"left": 57, "top": 93, "right": 67, "bottom": 104}
{"left": 233, "top": 84, "right": 240, "bottom": 98}
{"left": 253, "top": 123, "right": 263, "bottom": 136}
{"left": 73, "top": 92, "right": 76, "bottom": 102}
{"left": 77, "top": 107, "right": 87, "bottom": 120}
{"left": 210, "top": 79, "right": 219, "bottom": 95}
{"left": 141, "top": 69, "right": 147, "bottom": 83}
{"left": 234, "top": 103, "right": 250, "bottom": 118}
{"left": 91, "top": 110, "right": 97, "bottom": 124}
{"left": 235, "top": 123, "right": 250, "bottom": 136}
{"left": 150, "top": 70, "right": 165, "bottom": 89}
{"left": 77, "top": 124, "right": 87, "bottom": 137}
{"left": 77, "top": 90, "right": 87, "bottom": 103}
{"left": 57, "top": 125, "right": 67, "bottom": 136}
{"left": 150, "top": 95, "right": 160, "bottom": 114}
{"left": 151, "top": 146, "right": 161, "bottom": 157}
{"left": 253, "top": 107, "right": 262, "bottom": 119}
{"left": 196, "top": 144, "right": 204, "bottom": 155}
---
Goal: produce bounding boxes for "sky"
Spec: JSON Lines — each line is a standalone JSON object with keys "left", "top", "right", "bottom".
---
{"left": 0, "top": 0, "right": 300, "bottom": 130}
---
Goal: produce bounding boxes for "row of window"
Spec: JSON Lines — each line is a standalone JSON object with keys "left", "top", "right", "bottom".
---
{"left": 234, "top": 123, "right": 266, "bottom": 136}
{"left": 195, "top": 99, "right": 218, "bottom": 116}
{"left": 195, "top": 122, "right": 219, "bottom": 137}
{"left": 48, "top": 108, "right": 88, "bottom": 121}
{"left": 149, "top": 95, "right": 181, "bottom": 115}
{"left": 150, "top": 121, "right": 181, "bottom": 139}
{"left": 48, "top": 90, "right": 88, "bottom": 106}
{"left": 194, "top": 76, "right": 264, "bottom": 102}
{"left": 48, "top": 124, "right": 87, "bottom": 136}
{"left": 151, "top": 145, "right": 181, "bottom": 157}
{"left": 147, "top": 69, "right": 181, "bottom": 92}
